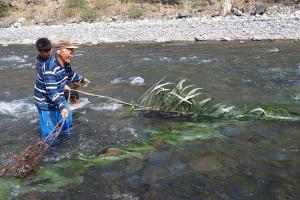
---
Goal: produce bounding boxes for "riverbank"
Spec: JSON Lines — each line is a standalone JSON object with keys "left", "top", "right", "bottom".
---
{"left": 0, "top": 13, "right": 300, "bottom": 45}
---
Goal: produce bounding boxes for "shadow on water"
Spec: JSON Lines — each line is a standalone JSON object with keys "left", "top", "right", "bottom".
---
{"left": 0, "top": 41, "right": 299, "bottom": 199}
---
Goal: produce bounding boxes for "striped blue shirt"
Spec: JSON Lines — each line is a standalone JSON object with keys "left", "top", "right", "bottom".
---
{"left": 35, "top": 54, "right": 47, "bottom": 74}
{"left": 34, "top": 53, "right": 83, "bottom": 111}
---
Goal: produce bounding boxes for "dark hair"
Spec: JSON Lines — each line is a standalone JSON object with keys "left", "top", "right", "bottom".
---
{"left": 36, "top": 38, "right": 52, "bottom": 51}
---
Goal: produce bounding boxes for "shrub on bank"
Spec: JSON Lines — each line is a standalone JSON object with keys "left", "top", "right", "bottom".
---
{"left": 62, "top": 0, "right": 98, "bottom": 22}
{"left": 0, "top": 0, "right": 9, "bottom": 17}
{"left": 80, "top": 6, "right": 98, "bottom": 21}
{"left": 128, "top": 5, "right": 144, "bottom": 18}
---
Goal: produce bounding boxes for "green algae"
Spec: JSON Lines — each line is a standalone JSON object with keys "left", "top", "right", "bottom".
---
{"left": 0, "top": 121, "right": 222, "bottom": 199}
{"left": 147, "top": 122, "right": 222, "bottom": 145}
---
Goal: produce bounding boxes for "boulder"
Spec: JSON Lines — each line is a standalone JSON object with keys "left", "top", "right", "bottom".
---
{"left": 208, "top": 0, "right": 218, "bottom": 5}
{"left": 232, "top": 7, "right": 243, "bottom": 16}
{"left": 13, "top": 22, "right": 22, "bottom": 28}
{"left": 220, "top": 0, "right": 232, "bottom": 16}
{"left": 176, "top": 11, "right": 189, "bottom": 19}
{"left": 251, "top": 4, "right": 267, "bottom": 15}
{"left": 17, "top": 17, "right": 26, "bottom": 24}
{"left": 106, "top": 16, "right": 118, "bottom": 23}
{"left": 105, "top": 17, "right": 114, "bottom": 23}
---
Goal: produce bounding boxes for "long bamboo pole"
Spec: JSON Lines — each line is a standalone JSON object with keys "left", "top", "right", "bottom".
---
{"left": 70, "top": 88, "right": 143, "bottom": 108}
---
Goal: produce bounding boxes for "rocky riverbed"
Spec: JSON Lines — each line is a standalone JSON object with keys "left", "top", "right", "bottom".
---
{"left": 0, "top": 12, "right": 300, "bottom": 45}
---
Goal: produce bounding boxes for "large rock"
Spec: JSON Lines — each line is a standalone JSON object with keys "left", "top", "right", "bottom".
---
{"left": 232, "top": 7, "right": 243, "bottom": 16}
{"left": 13, "top": 22, "right": 22, "bottom": 28}
{"left": 208, "top": 0, "right": 218, "bottom": 5}
{"left": 220, "top": 0, "right": 232, "bottom": 16}
{"left": 251, "top": 4, "right": 267, "bottom": 15}
{"left": 17, "top": 17, "right": 26, "bottom": 24}
{"left": 176, "top": 11, "right": 189, "bottom": 19}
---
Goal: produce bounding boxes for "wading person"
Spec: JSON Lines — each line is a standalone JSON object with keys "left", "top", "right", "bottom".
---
{"left": 35, "top": 38, "right": 52, "bottom": 73}
{"left": 34, "top": 39, "right": 89, "bottom": 143}
{"left": 35, "top": 38, "right": 82, "bottom": 104}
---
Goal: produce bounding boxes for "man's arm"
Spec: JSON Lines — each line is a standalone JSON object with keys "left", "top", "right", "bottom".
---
{"left": 43, "top": 66, "right": 66, "bottom": 110}
{"left": 65, "top": 64, "right": 84, "bottom": 83}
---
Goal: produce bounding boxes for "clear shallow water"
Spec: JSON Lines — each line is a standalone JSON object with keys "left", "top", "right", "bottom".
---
{"left": 0, "top": 41, "right": 299, "bottom": 199}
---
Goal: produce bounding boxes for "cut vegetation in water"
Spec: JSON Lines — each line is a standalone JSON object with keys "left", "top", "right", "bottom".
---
{"left": 135, "top": 78, "right": 300, "bottom": 121}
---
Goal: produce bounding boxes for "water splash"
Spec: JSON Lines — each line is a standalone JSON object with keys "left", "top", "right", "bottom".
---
{"left": 93, "top": 102, "right": 122, "bottom": 111}
{"left": 111, "top": 77, "right": 127, "bottom": 84}
{"left": 129, "top": 76, "right": 144, "bottom": 85}
{"left": 0, "top": 99, "right": 36, "bottom": 119}
{"left": 70, "top": 98, "right": 90, "bottom": 111}
{"left": 0, "top": 55, "right": 26, "bottom": 63}
{"left": 267, "top": 47, "right": 280, "bottom": 52}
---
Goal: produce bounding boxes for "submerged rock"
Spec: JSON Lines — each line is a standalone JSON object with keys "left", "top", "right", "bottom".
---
{"left": 98, "top": 148, "right": 127, "bottom": 157}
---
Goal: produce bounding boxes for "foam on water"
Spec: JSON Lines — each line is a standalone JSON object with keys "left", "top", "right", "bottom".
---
{"left": 140, "top": 57, "right": 153, "bottom": 61}
{"left": 111, "top": 77, "right": 127, "bottom": 84}
{"left": 93, "top": 102, "right": 122, "bottom": 111}
{"left": 179, "top": 57, "right": 187, "bottom": 61}
{"left": 198, "top": 58, "right": 213, "bottom": 64}
{"left": 0, "top": 63, "right": 34, "bottom": 70}
{"left": 17, "top": 63, "right": 34, "bottom": 69}
{"left": 129, "top": 76, "right": 144, "bottom": 85}
{"left": 267, "top": 47, "right": 280, "bottom": 52}
{"left": 74, "top": 50, "right": 87, "bottom": 57}
{"left": 179, "top": 56, "right": 198, "bottom": 62}
{"left": 159, "top": 56, "right": 172, "bottom": 62}
{"left": 111, "top": 77, "right": 145, "bottom": 85}
{"left": 292, "top": 94, "right": 300, "bottom": 101}
{"left": 0, "top": 99, "right": 36, "bottom": 119}
{"left": 106, "top": 192, "right": 139, "bottom": 200}
{"left": 70, "top": 98, "right": 90, "bottom": 111}
{"left": 0, "top": 54, "right": 33, "bottom": 70}
{"left": 121, "top": 127, "right": 138, "bottom": 137}
{"left": 0, "top": 55, "right": 26, "bottom": 63}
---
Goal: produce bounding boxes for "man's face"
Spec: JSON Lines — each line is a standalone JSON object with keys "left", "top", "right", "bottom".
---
{"left": 38, "top": 49, "right": 52, "bottom": 60}
{"left": 60, "top": 48, "right": 74, "bottom": 64}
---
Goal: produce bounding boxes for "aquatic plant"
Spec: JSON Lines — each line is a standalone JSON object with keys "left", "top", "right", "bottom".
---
{"left": 138, "top": 78, "right": 300, "bottom": 121}
{"left": 71, "top": 78, "right": 299, "bottom": 121}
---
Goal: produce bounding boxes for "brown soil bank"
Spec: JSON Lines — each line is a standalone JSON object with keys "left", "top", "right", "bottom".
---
{"left": 0, "top": 0, "right": 299, "bottom": 28}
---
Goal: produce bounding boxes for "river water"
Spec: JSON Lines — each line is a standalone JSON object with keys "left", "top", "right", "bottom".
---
{"left": 0, "top": 41, "right": 299, "bottom": 200}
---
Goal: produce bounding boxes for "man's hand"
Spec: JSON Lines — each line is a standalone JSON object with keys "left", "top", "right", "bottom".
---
{"left": 73, "top": 82, "right": 81, "bottom": 88}
{"left": 61, "top": 108, "right": 68, "bottom": 119}
{"left": 83, "top": 78, "right": 90, "bottom": 87}
{"left": 64, "top": 85, "right": 71, "bottom": 91}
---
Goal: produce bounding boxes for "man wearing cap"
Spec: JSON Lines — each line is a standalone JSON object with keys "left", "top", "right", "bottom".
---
{"left": 34, "top": 39, "right": 89, "bottom": 143}
{"left": 35, "top": 38, "right": 82, "bottom": 104}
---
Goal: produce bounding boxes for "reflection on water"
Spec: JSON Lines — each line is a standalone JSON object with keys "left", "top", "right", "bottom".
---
{"left": 0, "top": 41, "right": 299, "bottom": 199}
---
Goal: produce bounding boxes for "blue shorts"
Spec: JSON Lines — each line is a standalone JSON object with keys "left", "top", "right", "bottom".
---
{"left": 37, "top": 100, "right": 73, "bottom": 144}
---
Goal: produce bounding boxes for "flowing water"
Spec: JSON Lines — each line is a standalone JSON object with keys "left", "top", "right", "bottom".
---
{"left": 0, "top": 41, "right": 299, "bottom": 200}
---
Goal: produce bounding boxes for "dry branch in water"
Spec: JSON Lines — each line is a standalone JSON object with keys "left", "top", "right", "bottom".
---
{"left": 0, "top": 140, "right": 50, "bottom": 178}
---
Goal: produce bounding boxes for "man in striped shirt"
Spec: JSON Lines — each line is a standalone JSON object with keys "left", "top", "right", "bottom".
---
{"left": 35, "top": 38, "right": 53, "bottom": 74}
{"left": 35, "top": 38, "right": 82, "bottom": 104}
{"left": 34, "top": 39, "right": 89, "bottom": 143}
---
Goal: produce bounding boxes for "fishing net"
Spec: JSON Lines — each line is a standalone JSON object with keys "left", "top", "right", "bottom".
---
{"left": 0, "top": 140, "right": 50, "bottom": 178}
